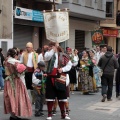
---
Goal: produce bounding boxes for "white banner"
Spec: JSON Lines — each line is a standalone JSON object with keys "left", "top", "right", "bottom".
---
{"left": 43, "top": 12, "right": 69, "bottom": 43}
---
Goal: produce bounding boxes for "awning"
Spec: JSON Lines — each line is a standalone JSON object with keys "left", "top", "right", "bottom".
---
{"left": 100, "top": 23, "right": 117, "bottom": 28}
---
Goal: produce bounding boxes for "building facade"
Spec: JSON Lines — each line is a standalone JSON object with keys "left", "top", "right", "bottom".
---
{"left": 13, "top": 0, "right": 55, "bottom": 50}
{"left": 100, "top": 0, "right": 120, "bottom": 54}
{"left": 0, "top": 0, "right": 13, "bottom": 55}
{"left": 57, "top": 0, "right": 106, "bottom": 52}
{"left": 0, "top": 0, "right": 106, "bottom": 53}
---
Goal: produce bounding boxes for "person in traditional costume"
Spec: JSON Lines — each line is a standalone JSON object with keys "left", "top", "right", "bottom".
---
{"left": 4, "top": 49, "right": 32, "bottom": 120}
{"left": 67, "top": 48, "right": 78, "bottom": 94}
{"left": 90, "top": 50, "right": 101, "bottom": 88}
{"left": 32, "top": 61, "right": 47, "bottom": 117}
{"left": 44, "top": 42, "right": 72, "bottom": 120}
{"left": 79, "top": 50, "right": 94, "bottom": 94}
{"left": 20, "top": 42, "right": 38, "bottom": 104}
{"left": 89, "top": 50, "right": 97, "bottom": 91}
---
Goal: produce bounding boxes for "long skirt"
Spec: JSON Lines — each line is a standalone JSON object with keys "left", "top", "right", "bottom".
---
{"left": 69, "top": 67, "right": 77, "bottom": 84}
{"left": 80, "top": 70, "right": 93, "bottom": 92}
{"left": 4, "top": 77, "right": 32, "bottom": 117}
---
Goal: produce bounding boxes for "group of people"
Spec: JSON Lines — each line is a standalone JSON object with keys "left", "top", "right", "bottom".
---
{"left": 0, "top": 41, "right": 120, "bottom": 120}
{"left": 66, "top": 45, "right": 119, "bottom": 103}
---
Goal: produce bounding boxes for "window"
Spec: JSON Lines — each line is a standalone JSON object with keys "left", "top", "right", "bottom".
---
{"left": 85, "top": 0, "right": 92, "bottom": 7}
{"left": 106, "top": 2, "right": 113, "bottom": 17}
{"left": 75, "top": 30, "right": 85, "bottom": 52}
{"left": 97, "top": 0, "right": 103, "bottom": 10}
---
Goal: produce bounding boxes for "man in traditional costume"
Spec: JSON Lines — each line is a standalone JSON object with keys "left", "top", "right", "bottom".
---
{"left": 44, "top": 42, "right": 72, "bottom": 120}
{"left": 20, "top": 42, "right": 38, "bottom": 104}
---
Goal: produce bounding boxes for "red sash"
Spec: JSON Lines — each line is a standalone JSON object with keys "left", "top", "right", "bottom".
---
{"left": 48, "top": 68, "right": 57, "bottom": 85}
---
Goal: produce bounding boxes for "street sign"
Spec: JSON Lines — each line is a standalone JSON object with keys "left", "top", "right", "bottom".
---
{"left": 15, "top": 6, "right": 44, "bottom": 22}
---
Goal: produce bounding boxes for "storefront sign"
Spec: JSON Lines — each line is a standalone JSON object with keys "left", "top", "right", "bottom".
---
{"left": 45, "top": 0, "right": 62, "bottom": 4}
{"left": 91, "top": 30, "right": 104, "bottom": 46}
{"left": 103, "top": 29, "right": 118, "bottom": 37}
{"left": 15, "top": 7, "right": 44, "bottom": 22}
{"left": 43, "top": 11, "right": 69, "bottom": 42}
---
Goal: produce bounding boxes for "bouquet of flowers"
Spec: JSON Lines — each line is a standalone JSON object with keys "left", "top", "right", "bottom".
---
{"left": 15, "top": 63, "right": 26, "bottom": 74}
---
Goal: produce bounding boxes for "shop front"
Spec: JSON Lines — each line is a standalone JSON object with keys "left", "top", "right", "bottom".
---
{"left": 103, "top": 28, "right": 118, "bottom": 53}
{"left": 14, "top": 6, "right": 45, "bottom": 49}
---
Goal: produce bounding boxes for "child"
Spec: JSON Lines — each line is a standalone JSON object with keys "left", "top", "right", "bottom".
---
{"left": 32, "top": 61, "right": 47, "bottom": 117}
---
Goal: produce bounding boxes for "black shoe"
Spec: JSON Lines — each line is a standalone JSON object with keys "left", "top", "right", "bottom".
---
{"left": 83, "top": 92, "right": 89, "bottom": 95}
{"left": 107, "top": 99, "right": 112, "bottom": 101}
{"left": 35, "top": 111, "right": 44, "bottom": 117}
{"left": 101, "top": 94, "right": 107, "bottom": 102}
{"left": 116, "top": 93, "right": 119, "bottom": 98}
{"left": 40, "top": 112, "right": 44, "bottom": 117}
{"left": 10, "top": 117, "right": 16, "bottom": 120}
{"left": 52, "top": 110, "right": 57, "bottom": 116}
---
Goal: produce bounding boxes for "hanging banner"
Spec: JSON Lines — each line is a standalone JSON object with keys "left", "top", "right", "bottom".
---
{"left": 91, "top": 30, "right": 104, "bottom": 46}
{"left": 43, "top": 11, "right": 69, "bottom": 43}
{"left": 15, "top": 6, "right": 44, "bottom": 22}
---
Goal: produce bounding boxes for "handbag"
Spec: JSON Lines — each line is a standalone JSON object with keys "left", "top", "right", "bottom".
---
{"left": 55, "top": 73, "right": 66, "bottom": 91}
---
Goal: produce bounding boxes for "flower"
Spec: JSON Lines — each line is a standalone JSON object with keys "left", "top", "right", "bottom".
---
{"left": 16, "top": 63, "right": 26, "bottom": 73}
{"left": 92, "top": 59, "right": 96, "bottom": 65}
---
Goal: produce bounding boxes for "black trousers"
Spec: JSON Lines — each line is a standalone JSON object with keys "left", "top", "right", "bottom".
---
{"left": 101, "top": 74, "right": 114, "bottom": 99}
{"left": 25, "top": 72, "right": 33, "bottom": 90}
{"left": 46, "top": 77, "right": 67, "bottom": 100}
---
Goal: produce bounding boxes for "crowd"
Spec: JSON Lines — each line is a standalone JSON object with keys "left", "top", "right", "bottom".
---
{"left": 0, "top": 42, "right": 119, "bottom": 120}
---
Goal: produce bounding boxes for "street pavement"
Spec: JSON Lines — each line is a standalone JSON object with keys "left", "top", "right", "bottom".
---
{"left": 0, "top": 87, "right": 120, "bottom": 120}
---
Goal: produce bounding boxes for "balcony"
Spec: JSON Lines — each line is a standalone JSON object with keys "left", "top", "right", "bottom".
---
{"left": 57, "top": 0, "right": 106, "bottom": 21}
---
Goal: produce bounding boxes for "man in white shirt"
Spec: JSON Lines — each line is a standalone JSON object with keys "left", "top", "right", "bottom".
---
{"left": 20, "top": 42, "right": 38, "bottom": 104}
{"left": 44, "top": 42, "right": 72, "bottom": 120}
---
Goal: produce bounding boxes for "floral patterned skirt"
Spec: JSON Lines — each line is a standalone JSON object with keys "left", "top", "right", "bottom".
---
{"left": 80, "top": 70, "right": 94, "bottom": 93}
{"left": 4, "top": 77, "right": 32, "bottom": 117}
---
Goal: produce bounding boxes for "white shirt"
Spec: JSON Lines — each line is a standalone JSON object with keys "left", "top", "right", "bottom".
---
{"left": 73, "top": 55, "right": 79, "bottom": 66}
{"left": 44, "top": 49, "right": 72, "bottom": 72}
{"left": 32, "top": 71, "right": 43, "bottom": 85}
{"left": 96, "top": 51, "right": 101, "bottom": 64}
{"left": 38, "top": 53, "right": 44, "bottom": 63}
{"left": 20, "top": 52, "right": 34, "bottom": 67}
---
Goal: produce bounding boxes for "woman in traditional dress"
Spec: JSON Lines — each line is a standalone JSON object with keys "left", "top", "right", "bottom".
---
{"left": 4, "top": 49, "right": 32, "bottom": 120}
{"left": 67, "top": 48, "right": 78, "bottom": 94}
{"left": 89, "top": 50, "right": 101, "bottom": 89}
{"left": 79, "top": 50, "right": 94, "bottom": 94}
{"left": 89, "top": 50, "right": 97, "bottom": 91}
